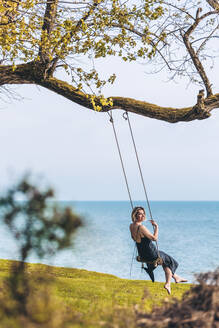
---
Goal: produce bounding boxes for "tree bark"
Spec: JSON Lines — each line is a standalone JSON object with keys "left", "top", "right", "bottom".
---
{"left": 0, "top": 62, "right": 219, "bottom": 123}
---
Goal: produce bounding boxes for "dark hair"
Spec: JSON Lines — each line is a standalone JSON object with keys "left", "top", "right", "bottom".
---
{"left": 131, "top": 206, "right": 145, "bottom": 222}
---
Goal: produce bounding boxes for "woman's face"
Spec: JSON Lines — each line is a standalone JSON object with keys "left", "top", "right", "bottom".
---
{"left": 135, "top": 209, "right": 145, "bottom": 222}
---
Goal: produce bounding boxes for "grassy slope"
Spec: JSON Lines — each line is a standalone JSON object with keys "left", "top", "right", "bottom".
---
{"left": 0, "top": 259, "right": 191, "bottom": 327}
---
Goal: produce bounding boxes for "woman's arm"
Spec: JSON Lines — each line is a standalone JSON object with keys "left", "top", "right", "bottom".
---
{"left": 140, "top": 221, "right": 158, "bottom": 241}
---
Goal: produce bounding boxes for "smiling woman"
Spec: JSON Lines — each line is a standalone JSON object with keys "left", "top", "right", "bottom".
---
{"left": 130, "top": 206, "right": 187, "bottom": 294}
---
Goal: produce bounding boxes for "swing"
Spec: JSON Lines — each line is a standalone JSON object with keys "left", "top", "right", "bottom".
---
{"left": 136, "top": 255, "right": 163, "bottom": 283}
{"left": 136, "top": 255, "right": 163, "bottom": 268}
{"left": 108, "top": 110, "right": 163, "bottom": 282}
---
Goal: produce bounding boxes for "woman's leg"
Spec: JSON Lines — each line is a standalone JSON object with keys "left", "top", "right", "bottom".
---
{"left": 162, "top": 265, "right": 172, "bottom": 294}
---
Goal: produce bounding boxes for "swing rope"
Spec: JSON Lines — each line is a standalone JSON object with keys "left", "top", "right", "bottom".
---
{"left": 107, "top": 111, "right": 134, "bottom": 210}
{"left": 122, "top": 111, "right": 153, "bottom": 219}
{"left": 107, "top": 111, "right": 136, "bottom": 277}
{"left": 107, "top": 110, "right": 161, "bottom": 276}
{"left": 122, "top": 111, "right": 160, "bottom": 257}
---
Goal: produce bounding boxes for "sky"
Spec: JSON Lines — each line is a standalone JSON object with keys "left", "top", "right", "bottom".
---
{"left": 0, "top": 56, "right": 219, "bottom": 201}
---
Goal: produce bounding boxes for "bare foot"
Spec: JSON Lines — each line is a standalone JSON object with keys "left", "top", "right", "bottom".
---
{"left": 164, "top": 284, "right": 171, "bottom": 295}
{"left": 174, "top": 277, "right": 188, "bottom": 283}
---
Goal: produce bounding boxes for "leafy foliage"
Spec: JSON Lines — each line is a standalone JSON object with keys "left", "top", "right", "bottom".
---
{"left": 0, "top": 1, "right": 219, "bottom": 118}
{"left": 0, "top": 0, "right": 164, "bottom": 95}
{"left": 0, "top": 176, "right": 83, "bottom": 322}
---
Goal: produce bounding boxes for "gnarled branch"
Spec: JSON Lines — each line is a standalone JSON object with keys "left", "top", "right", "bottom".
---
{"left": 1, "top": 62, "right": 218, "bottom": 123}
{"left": 32, "top": 76, "right": 219, "bottom": 122}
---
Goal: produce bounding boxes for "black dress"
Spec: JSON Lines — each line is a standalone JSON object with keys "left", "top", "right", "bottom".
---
{"left": 136, "top": 235, "right": 178, "bottom": 275}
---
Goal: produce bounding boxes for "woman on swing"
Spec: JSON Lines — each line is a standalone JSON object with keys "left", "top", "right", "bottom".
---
{"left": 130, "top": 206, "right": 187, "bottom": 294}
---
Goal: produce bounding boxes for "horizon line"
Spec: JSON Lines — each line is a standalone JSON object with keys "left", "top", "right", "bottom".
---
{"left": 56, "top": 199, "right": 219, "bottom": 202}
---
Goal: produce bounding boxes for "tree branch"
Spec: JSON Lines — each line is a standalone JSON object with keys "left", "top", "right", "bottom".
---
{"left": 196, "top": 24, "right": 219, "bottom": 55}
{"left": 49, "top": 0, "right": 101, "bottom": 76}
{"left": 0, "top": 62, "right": 35, "bottom": 85}
{"left": 1, "top": 63, "right": 219, "bottom": 123}
{"left": 31, "top": 77, "right": 219, "bottom": 123}
{"left": 206, "top": 0, "right": 219, "bottom": 11}
{"left": 161, "top": 1, "right": 196, "bottom": 21}
{"left": 181, "top": 9, "right": 217, "bottom": 97}
{"left": 56, "top": 0, "right": 101, "bottom": 53}
{"left": 38, "top": 0, "right": 59, "bottom": 64}
{"left": 41, "top": 0, "right": 58, "bottom": 35}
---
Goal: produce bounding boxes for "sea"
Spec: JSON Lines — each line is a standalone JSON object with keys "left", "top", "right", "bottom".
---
{"left": 0, "top": 201, "right": 218, "bottom": 283}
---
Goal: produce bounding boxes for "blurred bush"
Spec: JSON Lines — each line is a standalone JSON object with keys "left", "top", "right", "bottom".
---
{"left": 0, "top": 176, "right": 83, "bottom": 327}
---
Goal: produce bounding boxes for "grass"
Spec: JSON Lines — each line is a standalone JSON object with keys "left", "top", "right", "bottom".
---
{"left": 0, "top": 259, "right": 192, "bottom": 327}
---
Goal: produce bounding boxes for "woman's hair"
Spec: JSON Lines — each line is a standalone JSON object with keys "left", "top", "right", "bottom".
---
{"left": 131, "top": 206, "right": 145, "bottom": 222}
